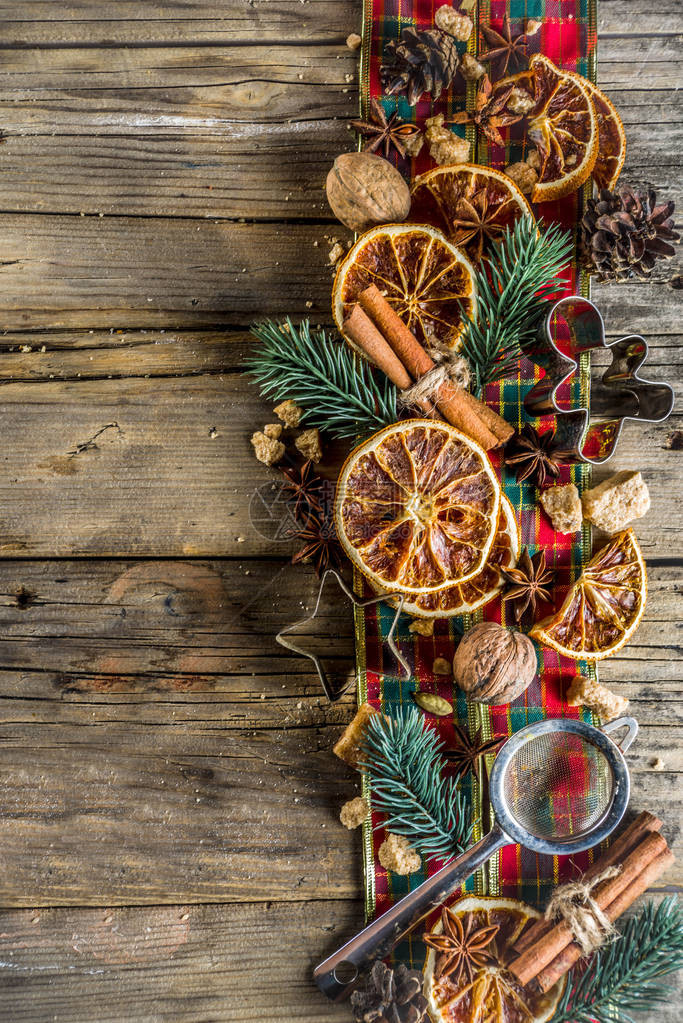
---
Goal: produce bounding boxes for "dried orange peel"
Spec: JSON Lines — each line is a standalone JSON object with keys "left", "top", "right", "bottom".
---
{"left": 583, "top": 79, "right": 626, "bottom": 190}
{"left": 423, "top": 896, "right": 566, "bottom": 1023}
{"left": 410, "top": 164, "right": 532, "bottom": 263}
{"left": 530, "top": 528, "right": 647, "bottom": 660}
{"left": 335, "top": 420, "right": 501, "bottom": 595}
{"left": 388, "top": 493, "right": 519, "bottom": 618}
{"left": 493, "top": 54, "right": 598, "bottom": 202}
{"left": 332, "top": 223, "right": 477, "bottom": 354}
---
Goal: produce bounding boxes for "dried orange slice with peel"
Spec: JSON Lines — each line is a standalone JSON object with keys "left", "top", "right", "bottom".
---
{"left": 332, "top": 223, "right": 477, "bottom": 354}
{"left": 530, "top": 529, "right": 647, "bottom": 660}
{"left": 494, "top": 54, "right": 598, "bottom": 202}
{"left": 395, "top": 494, "right": 519, "bottom": 618}
{"left": 335, "top": 419, "right": 500, "bottom": 596}
{"left": 583, "top": 79, "right": 626, "bottom": 191}
{"left": 410, "top": 164, "right": 532, "bottom": 264}
{"left": 423, "top": 896, "right": 566, "bottom": 1023}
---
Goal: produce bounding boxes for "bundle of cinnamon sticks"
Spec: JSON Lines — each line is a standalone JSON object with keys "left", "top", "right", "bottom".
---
{"left": 342, "top": 284, "right": 514, "bottom": 452}
{"left": 508, "top": 811, "right": 675, "bottom": 993}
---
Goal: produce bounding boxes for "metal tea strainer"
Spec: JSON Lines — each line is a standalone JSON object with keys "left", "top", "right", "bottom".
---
{"left": 315, "top": 714, "right": 638, "bottom": 1000}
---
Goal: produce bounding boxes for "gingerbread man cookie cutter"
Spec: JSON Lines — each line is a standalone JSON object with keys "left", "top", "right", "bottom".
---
{"left": 524, "top": 295, "right": 674, "bottom": 465}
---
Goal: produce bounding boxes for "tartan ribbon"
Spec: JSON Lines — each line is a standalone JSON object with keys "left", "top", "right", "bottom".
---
{"left": 354, "top": 0, "right": 600, "bottom": 973}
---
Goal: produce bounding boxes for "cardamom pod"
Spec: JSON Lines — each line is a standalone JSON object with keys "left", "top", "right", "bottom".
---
{"left": 412, "top": 691, "right": 453, "bottom": 717}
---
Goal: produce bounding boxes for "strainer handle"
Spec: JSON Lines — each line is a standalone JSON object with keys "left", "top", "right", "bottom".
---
{"left": 313, "top": 824, "right": 509, "bottom": 1001}
{"left": 601, "top": 715, "right": 639, "bottom": 752}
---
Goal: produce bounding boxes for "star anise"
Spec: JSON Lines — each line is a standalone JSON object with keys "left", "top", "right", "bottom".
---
{"left": 424, "top": 907, "right": 499, "bottom": 986}
{"left": 480, "top": 14, "right": 532, "bottom": 78}
{"left": 505, "top": 424, "right": 568, "bottom": 487}
{"left": 449, "top": 75, "right": 522, "bottom": 150}
{"left": 290, "top": 508, "right": 344, "bottom": 578}
{"left": 502, "top": 547, "right": 555, "bottom": 623}
{"left": 444, "top": 724, "right": 505, "bottom": 783}
{"left": 279, "top": 459, "right": 323, "bottom": 517}
{"left": 350, "top": 97, "right": 422, "bottom": 160}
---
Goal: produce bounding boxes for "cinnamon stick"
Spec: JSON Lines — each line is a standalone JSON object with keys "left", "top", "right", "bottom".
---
{"left": 358, "top": 284, "right": 511, "bottom": 450}
{"left": 514, "top": 812, "right": 663, "bottom": 956}
{"left": 343, "top": 304, "right": 414, "bottom": 390}
{"left": 509, "top": 831, "right": 669, "bottom": 988}
{"left": 536, "top": 846, "right": 675, "bottom": 993}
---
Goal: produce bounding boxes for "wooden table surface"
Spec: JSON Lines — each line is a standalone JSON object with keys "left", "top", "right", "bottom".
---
{"left": 0, "top": 2, "right": 680, "bottom": 1020}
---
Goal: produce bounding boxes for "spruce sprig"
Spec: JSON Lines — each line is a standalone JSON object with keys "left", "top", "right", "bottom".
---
{"left": 461, "top": 216, "right": 574, "bottom": 394}
{"left": 360, "top": 705, "right": 472, "bottom": 863}
{"left": 245, "top": 318, "right": 398, "bottom": 439}
{"left": 550, "top": 897, "right": 683, "bottom": 1023}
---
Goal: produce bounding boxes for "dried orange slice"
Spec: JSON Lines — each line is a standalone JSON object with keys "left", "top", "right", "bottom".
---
{"left": 332, "top": 223, "right": 476, "bottom": 353}
{"left": 410, "top": 164, "right": 532, "bottom": 263}
{"left": 335, "top": 420, "right": 500, "bottom": 595}
{"left": 423, "top": 896, "right": 566, "bottom": 1023}
{"left": 494, "top": 54, "right": 598, "bottom": 202}
{"left": 530, "top": 529, "right": 647, "bottom": 660}
{"left": 396, "top": 494, "right": 519, "bottom": 618}
{"left": 584, "top": 79, "right": 626, "bottom": 190}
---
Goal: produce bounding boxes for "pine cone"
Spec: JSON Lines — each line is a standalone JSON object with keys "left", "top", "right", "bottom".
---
{"left": 580, "top": 185, "right": 679, "bottom": 282}
{"left": 381, "top": 28, "right": 459, "bottom": 105}
{"left": 350, "top": 961, "right": 429, "bottom": 1023}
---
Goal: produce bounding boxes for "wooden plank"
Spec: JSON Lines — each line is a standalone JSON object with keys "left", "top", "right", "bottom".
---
{"left": 0, "top": 94, "right": 678, "bottom": 220}
{"left": 0, "top": 215, "right": 679, "bottom": 331}
{"left": 0, "top": 558, "right": 678, "bottom": 684}
{"left": 0, "top": 0, "right": 358, "bottom": 46}
{"left": 0, "top": 682, "right": 365, "bottom": 905}
{"left": 0, "top": 0, "right": 678, "bottom": 45}
{"left": 1, "top": 330, "right": 681, "bottom": 382}
{"left": 0, "top": 369, "right": 679, "bottom": 557}
{"left": 0, "top": 900, "right": 355, "bottom": 1022}
{"left": 0, "top": 42, "right": 677, "bottom": 220}
{"left": 0, "top": 665, "right": 675, "bottom": 906}
{"left": 0, "top": 895, "right": 682, "bottom": 1022}
{"left": 0, "top": 371, "right": 678, "bottom": 558}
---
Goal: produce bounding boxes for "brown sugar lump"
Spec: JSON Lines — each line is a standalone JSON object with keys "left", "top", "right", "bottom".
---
{"left": 582, "top": 470, "right": 650, "bottom": 533}
{"left": 333, "top": 702, "right": 381, "bottom": 768}
{"left": 378, "top": 833, "right": 421, "bottom": 875}
{"left": 274, "top": 399, "right": 303, "bottom": 427}
{"left": 540, "top": 483, "right": 583, "bottom": 533}
{"left": 425, "top": 114, "right": 470, "bottom": 166}
{"left": 251, "top": 430, "right": 285, "bottom": 466}
{"left": 295, "top": 427, "right": 323, "bottom": 463}
{"left": 263, "top": 423, "right": 283, "bottom": 440}
{"left": 339, "top": 796, "right": 370, "bottom": 830}
{"left": 566, "top": 674, "right": 629, "bottom": 723}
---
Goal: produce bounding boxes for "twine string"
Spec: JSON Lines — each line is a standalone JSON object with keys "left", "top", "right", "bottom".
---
{"left": 397, "top": 353, "right": 471, "bottom": 412}
{"left": 544, "top": 865, "right": 622, "bottom": 955}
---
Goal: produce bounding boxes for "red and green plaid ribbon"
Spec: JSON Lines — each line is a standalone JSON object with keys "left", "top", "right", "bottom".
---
{"left": 354, "top": 0, "right": 600, "bottom": 972}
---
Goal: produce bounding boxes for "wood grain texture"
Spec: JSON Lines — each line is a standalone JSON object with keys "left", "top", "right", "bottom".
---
{"left": 0, "top": 0, "right": 677, "bottom": 43}
{"left": 0, "top": 371, "right": 678, "bottom": 557}
{"left": 0, "top": 215, "right": 678, "bottom": 330}
{"left": 0, "top": 900, "right": 355, "bottom": 1021}
{"left": 0, "top": 0, "right": 681, "bottom": 1017}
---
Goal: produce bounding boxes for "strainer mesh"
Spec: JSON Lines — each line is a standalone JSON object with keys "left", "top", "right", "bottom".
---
{"left": 503, "top": 731, "right": 613, "bottom": 840}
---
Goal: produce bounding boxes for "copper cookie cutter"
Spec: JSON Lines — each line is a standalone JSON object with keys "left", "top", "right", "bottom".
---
{"left": 524, "top": 296, "right": 674, "bottom": 465}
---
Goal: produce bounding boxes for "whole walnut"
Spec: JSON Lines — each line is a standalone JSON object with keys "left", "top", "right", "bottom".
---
{"left": 326, "top": 152, "right": 411, "bottom": 232}
{"left": 453, "top": 622, "right": 537, "bottom": 705}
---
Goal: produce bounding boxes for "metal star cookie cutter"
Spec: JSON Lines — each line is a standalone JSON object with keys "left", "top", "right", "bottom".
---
{"left": 275, "top": 569, "right": 410, "bottom": 702}
{"left": 524, "top": 295, "right": 674, "bottom": 465}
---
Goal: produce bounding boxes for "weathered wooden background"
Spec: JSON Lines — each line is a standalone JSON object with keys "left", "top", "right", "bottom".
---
{"left": 0, "top": 1, "right": 680, "bottom": 1020}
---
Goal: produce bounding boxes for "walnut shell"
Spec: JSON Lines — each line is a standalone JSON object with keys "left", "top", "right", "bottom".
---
{"left": 453, "top": 622, "right": 537, "bottom": 705}
{"left": 325, "top": 152, "right": 411, "bottom": 232}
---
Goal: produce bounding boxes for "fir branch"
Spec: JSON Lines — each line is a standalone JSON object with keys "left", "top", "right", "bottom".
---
{"left": 550, "top": 897, "right": 683, "bottom": 1023}
{"left": 244, "top": 318, "right": 399, "bottom": 440}
{"left": 360, "top": 705, "right": 472, "bottom": 863}
{"left": 461, "top": 217, "right": 574, "bottom": 394}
